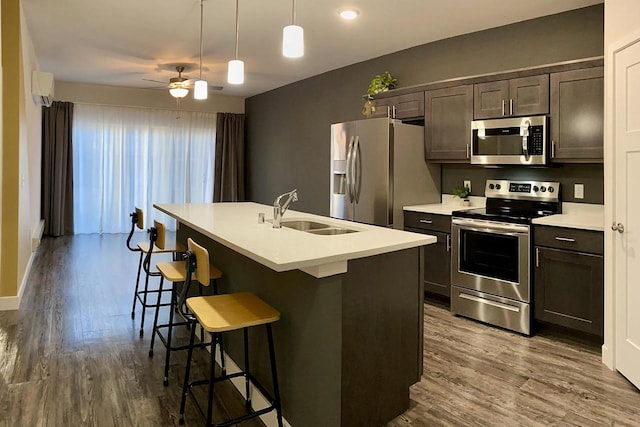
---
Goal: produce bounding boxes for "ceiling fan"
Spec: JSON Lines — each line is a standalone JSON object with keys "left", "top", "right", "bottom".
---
{"left": 143, "top": 66, "right": 223, "bottom": 98}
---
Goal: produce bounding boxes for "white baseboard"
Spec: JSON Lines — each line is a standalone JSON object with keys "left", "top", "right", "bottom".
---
{"left": 0, "top": 246, "right": 38, "bottom": 311}
{"left": 196, "top": 325, "right": 291, "bottom": 427}
{"left": 602, "top": 344, "right": 615, "bottom": 370}
{"left": 0, "top": 296, "right": 19, "bottom": 311}
{"left": 31, "top": 219, "right": 45, "bottom": 251}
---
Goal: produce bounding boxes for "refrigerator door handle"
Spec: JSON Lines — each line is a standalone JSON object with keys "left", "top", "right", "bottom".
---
{"left": 353, "top": 136, "right": 361, "bottom": 203}
{"left": 346, "top": 136, "right": 355, "bottom": 202}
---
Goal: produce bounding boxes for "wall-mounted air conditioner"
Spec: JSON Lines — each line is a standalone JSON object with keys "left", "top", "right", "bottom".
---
{"left": 32, "top": 71, "right": 55, "bottom": 107}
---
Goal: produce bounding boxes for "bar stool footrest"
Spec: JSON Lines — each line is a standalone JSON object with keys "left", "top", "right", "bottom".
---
{"left": 153, "top": 323, "right": 211, "bottom": 352}
{"left": 185, "top": 374, "right": 277, "bottom": 427}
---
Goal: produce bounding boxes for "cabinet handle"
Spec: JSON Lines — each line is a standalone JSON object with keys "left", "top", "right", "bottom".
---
{"left": 501, "top": 99, "right": 505, "bottom": 116}
{"left": 392, "top": 105, "right": 397, "bottom": 119}
{"left": 555, "top": 237, "right": 576, "bottom": 242}
{"left": 446, "top": 234, "right": 451, "bottom": 252}
{"left": 551, "top": 141, "right": 556, "bottom": 158}
{"left": 419, "top": 219, "right": 433, "bottom": 224}
{"left": 509, "top": 99, "right": 513, "bottom": 115}
{"left": 466, "top": 143, "right": 470, "bottom": 159}
{"left": 535, "top": 247, "right": 539, "bottom": 268}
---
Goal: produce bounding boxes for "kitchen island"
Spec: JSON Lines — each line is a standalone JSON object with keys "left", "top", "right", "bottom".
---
{"left": 154, "top": 202, "right": 435, "bottom": 427}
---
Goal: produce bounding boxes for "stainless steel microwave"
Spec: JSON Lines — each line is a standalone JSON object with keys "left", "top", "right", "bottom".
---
{"left": 470, "top": 116, "right": 548, "bottom": 165}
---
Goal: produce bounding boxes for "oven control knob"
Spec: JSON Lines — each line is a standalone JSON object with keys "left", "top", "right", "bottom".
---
{"left": 540, "top": 186, "right": 547, "bottom": 192}
{"left": 533, "top": 186, "right": 539, "bottom": 192}
{"left": 548, "top": 186, "right": 555, "bottom": 193}
{"left": 489, "top": 184, "right": 495, "bottom": 190}
{"left": 496, "top": 184, "right": 501, "bottom": 190}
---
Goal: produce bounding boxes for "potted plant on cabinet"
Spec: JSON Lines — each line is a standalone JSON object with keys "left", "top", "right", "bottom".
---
{"left": 452, "top": 185, "right": 471, "bottom": 207}
{"left": 363, "top": 71, "right": 398, "bottom": 116}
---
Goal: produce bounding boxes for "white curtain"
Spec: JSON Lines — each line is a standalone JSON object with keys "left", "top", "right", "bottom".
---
{"left": 72, "top": 104, "right": 215, "bottom": 234}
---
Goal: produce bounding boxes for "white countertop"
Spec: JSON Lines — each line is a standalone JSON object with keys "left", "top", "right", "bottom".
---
{"left": 404, "top": 195, "right": 486, "bottom": 216}
{"left": 532, "top": 203, "right": 604, "bottom": 231}
{"left": 155, "top": 202, "right": 436, "bottom": 278}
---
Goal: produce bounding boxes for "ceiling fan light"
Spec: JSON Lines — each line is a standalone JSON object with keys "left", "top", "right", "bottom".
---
{"left": 282, "top": 25, "right": 304, "bottom": 58}
{"left": 169, "top": 87, "right": 189, "bottom": 98}
{"left": 228, "top": 59, "right": 245, "bottom": 85}
{"left": 194, "top": 80, "right": 208, "bottom": 100}
{"left": 339, "top": 10, "right": 359, "bottom": 20}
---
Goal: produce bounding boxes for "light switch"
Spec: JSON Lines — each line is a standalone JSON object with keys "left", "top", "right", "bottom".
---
{"left": 574, "top": 183, "right": 584, "bottom": 199}
{"left": 464, "top": 180, "right": 471, "bottom": 193}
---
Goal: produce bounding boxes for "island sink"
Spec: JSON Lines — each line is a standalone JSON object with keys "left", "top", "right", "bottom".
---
{"left": 281, "top": 220, "right": 331, "bottom": 231}
{"left": 307, "top": 228, "right": 357, "bottom": 235}
{"left": 280, "top": 219, "right": 358, "bottom": 235}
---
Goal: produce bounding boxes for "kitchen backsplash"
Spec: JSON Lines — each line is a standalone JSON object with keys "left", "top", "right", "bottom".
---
{"left": 442, "top": 163, "right": 604, "bottom": 204}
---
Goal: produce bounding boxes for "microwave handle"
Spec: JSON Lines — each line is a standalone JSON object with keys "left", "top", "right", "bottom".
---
{"left": 521, "top": 120, "right": 530, "bottom": 158}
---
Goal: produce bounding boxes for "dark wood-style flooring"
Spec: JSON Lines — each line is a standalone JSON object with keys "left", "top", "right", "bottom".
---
{"left": 1, "top": 234, "right": 639, "bottom": 426}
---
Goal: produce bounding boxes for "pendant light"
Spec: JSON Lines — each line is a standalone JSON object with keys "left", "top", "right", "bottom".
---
{"left": 227, "top": 0, "right": 244, "bottom": 84}
{"left": 194, "top": 0, "right": 208, "bottom": 100}
{"left": 282, "top": 0, "right": 303, "bottom": 58}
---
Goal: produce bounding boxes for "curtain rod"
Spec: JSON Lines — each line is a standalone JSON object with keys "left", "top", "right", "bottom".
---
{"left": 70, "top": 101, "right": 239, "bottom": 116}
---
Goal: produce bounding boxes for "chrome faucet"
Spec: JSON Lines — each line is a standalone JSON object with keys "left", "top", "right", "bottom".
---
{"left": 273, "top": 189, "right": 298, "bottom": 228}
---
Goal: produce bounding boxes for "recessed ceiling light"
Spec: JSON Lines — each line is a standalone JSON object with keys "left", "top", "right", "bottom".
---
{"left": 339, "top": 10, "right": 359, "bottom": 20}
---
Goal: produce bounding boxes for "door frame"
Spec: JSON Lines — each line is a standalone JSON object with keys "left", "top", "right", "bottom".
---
{"left": 603, "top": 27, "right": 640, "bottom": 370}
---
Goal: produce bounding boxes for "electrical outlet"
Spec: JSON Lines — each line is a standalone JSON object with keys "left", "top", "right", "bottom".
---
{"left": 463, "top": 180, "right": 471, "bottom": 193}
{"left": 574, "top": 183, "right": 584, "bottom": 199}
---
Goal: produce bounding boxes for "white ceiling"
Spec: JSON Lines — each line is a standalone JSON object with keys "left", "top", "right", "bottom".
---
{"left": 21, "top": 0, "right": 602, "bottom": 98}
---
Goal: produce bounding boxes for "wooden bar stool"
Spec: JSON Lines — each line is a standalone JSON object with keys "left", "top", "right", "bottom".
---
{"left": 149, "top": 222, "right": 224, "bottom": 387}
{"left": 177, "top": 238, "right": 283, "bottom": 427}
{"left": 126, "top": 207, "right": 184, "bottom": 337}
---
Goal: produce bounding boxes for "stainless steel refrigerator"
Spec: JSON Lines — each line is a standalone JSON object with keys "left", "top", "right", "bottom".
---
{"left": 330, "top": 117, "right": 441, "bottom": 229}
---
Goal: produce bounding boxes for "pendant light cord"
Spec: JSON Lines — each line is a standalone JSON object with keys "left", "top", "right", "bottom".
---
{"left": 235, "top": 0, "right": 239, "bottom": 60}
{"left": 199, "top": 0, "right": 204, "bottom": 80}
{"left": 291, "top": 0, "right": 296, "bottom": 24}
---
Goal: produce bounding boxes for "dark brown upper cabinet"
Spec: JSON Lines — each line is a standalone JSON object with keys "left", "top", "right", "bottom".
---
{"left": 474, "top": 75, "right": 549, "bottom": 119}
{"left": 424, "top": 85, "right": 473, "bottom": 162}
{"left": 550, "top": 67, "right": 604, "bottom": 162}
{"left": 369, "top": 92, "right": 425, "bottom": 121}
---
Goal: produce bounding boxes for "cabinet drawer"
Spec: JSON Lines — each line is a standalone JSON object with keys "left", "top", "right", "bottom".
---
{"left": 534, "top": 225, "right": 603, "bottom": 255}
{"left": 404, "top": 211, "right": 451, "bottom": 233}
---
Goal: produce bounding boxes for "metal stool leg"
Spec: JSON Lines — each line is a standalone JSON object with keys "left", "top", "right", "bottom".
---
{"left": 131, "top": 251, "right": 144, "bottom": 319}
{"left": 149, "top": 276, "right": 165, "bottom": 357}
{"left": 218, "top": 334, "right": 226, "bottom": 375}
{"left": 162, "top": 281, "right": 178, "bottom": 386}
{"left": 206, "top": 332, "right": 218, "bottom": 426}
{"left": 139, "top": 267, "right": 152, "bottom": 338}
{"left": 243, "top": 327, "right": 251, "bottom": 410}
{"left": 179, "top": 321, "right": 197, "bottom": 425}
{"left": 267, "top": 324, "right": 283, "bottom": 427}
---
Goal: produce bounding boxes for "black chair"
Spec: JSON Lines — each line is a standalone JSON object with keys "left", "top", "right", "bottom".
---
{"left": 126, "top": 208, "right": 184, "bottom": 337}
{"left": 148, "top": 220, "right": 224, "bottom": 386}
{"left": 177, "top": 238, "right": 283, "bottom": 426}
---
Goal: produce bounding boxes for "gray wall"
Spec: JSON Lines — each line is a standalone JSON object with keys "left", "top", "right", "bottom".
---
{"left": 443, "top": 164, "right": 604, "bottom": 204}
{"left": 246, "top": 5, "right": 604, "bottom": 214}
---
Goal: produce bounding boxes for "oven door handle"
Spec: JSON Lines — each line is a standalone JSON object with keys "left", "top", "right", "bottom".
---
{"left": 452, "top": 218, "right": 529, "bottom": 235}
{"left": 458, "top": 292, "right": 520, "bottom": 312}
{"left": 456, "top": 226, "right": 526, "bottom": 237}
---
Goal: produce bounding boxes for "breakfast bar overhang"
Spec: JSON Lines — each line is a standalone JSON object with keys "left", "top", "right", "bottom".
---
{"left": 155, "top": 202, "right": 435, "bottom": 427}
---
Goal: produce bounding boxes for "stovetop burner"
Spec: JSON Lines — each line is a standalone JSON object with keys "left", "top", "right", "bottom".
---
{"left": 453, "top": 179, "right": 561, "bottom": 224}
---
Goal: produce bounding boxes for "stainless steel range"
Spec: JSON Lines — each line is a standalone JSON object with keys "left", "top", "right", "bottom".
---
{"left": 450, "top": 179, "right": 561, "bottom": 335}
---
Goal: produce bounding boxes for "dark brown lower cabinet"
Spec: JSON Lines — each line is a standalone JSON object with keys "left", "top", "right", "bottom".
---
{"left": 404, "top": 211, "right": 452, "bottom": 299}
{"left": 534, "top": 246, "right": 603, "bottom": 338}
{"left": 421, "top": 231, "right": 451, "bottom": 297}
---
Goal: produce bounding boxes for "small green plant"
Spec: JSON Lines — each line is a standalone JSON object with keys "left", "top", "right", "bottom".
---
{"left": 452, "top": 186, "right": 471, "bottom": 199}
{"left": 363, "top": 72, "right": 398, "bottom": 116}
